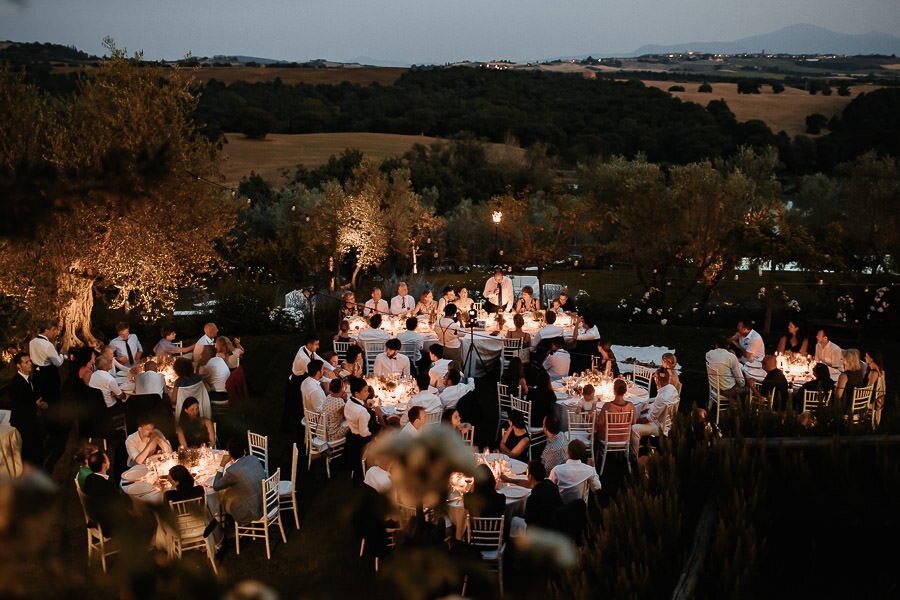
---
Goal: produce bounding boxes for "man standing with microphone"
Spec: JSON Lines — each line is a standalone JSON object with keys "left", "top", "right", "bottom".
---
{"left": 482, "top": 268, "right": 514, "bottom": 314}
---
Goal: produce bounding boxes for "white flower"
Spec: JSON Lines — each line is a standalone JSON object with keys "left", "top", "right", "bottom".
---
{"left": 643, "top": 292, "right": 650, "bottom": 300}
{"left": 656, "top": 309, "right": 663, "bottom": 315}
{"left": 646, "top": 308, "right": 653, "bottom": 315}
{"left": 692, "top": 307, "right": 699, "bottom": 312}
{"left": 660, "top": 319, "right": 668, "bottom": 325}
{"left": 878, "top": 307, "right": 884, "bottom": 313}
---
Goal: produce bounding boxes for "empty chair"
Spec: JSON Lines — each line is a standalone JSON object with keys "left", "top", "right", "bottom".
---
{"left": 632, "top": 364, "right": 653, "bottom": 392}
{"left": 247, "top": 430, "right": 269, "bottom": 474}
{"left": 235, "top": 468, "right": 287, "bottom": 560}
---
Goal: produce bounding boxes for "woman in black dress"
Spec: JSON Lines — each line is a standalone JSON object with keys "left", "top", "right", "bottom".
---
{"left": 777, "top": 320, "right": 809, "bottom": 356}
{"left": 176, "top": 397, "right": 215, "bottom": 449}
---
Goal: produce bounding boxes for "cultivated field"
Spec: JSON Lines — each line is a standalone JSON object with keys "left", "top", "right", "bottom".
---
{"left": 221, "top": 132, "right": 526, "bottom": 183}
{"left": 642, "top": 80, "right": 880, "bottom": 137}
{"left": 52, "top": 65, "right": 406, "bottom": 86}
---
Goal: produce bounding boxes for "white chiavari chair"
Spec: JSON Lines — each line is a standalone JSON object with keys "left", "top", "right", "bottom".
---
{"left": 510, "top": 395, "right": 545, "bottom": 460}
{"left": 598, "top": 410, "right": 633, "bottom": 475}
{"left": 566, "top": 409, "right": 596, "bottom": 455}
{"left": 167, "top": 497, "right": 217, "bottom": 573}
{"left": 364, "top": 341, "right": 386, "bottom": 375}
{"left": 465, "top": 515, "right": 505, "bottom": 597}
{"left": 279, "top": 443, "right": 300, "bottom": 529}
{"left": 802, "top": 389, "right": 832, "bottom": 412}
{"left": 461, "top": 425, "right": 475, "bottom": 446}
{"left": 424, "top": 411, "right": 443, "bottom": 426}
{"left": 500, "top": 337, "right": 523, "bottom": 377}
{"left": 333, "top": 340, "right": 351, "bottom": 364}
{"left": 496, "top": 382, "right": 515, "bottom": 440}
{"left": 707, "top": 366, "right": 730, "bottom": 426}
{"left": 400, "top": 341, "right": 419, "bottom": 365}
{"left": 247, "top": 430, "right": 269, "bottom": 473}
{"left": 235, "top": 469, "right": 287, "bottom": 560}
{"left": 632, "top": 364, "right": 654, "bottom": 392}
{"left": 304, "top": 410, "right": 345, "bottom": 478}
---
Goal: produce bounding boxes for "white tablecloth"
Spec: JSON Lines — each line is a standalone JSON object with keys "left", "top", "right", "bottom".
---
{"left": 0, "top": 422, "right": 23, "bottom": 478}
{"left": 611, "top": 345, "right": 678, "bottom": 374}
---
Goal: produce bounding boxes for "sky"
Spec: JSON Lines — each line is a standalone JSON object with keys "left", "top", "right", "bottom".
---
{"left": 1, "top": 0, "right": 899, "bottom": 64}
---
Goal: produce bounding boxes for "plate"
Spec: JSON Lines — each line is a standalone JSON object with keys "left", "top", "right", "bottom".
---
{"left": 122, "top": 466, "right": 149, "bottom": 481}
{"left": 508, "top": 461, "right": 528, "bottom": 476}
{"left": 499, "top": 485, "right": 530, "bottom": 499}
{"left": 124, "top": 481, "right": 154, "bottom": 496}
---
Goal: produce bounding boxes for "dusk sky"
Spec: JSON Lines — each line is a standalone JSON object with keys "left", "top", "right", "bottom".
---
{"left": 2, "top": 0, "right": 899, "bottom": 64}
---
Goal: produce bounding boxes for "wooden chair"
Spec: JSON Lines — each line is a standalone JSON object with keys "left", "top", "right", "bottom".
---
{"left": 750, "top": 388, "right": 775, "bottom": 413}
{"left": 247, "top": 430, "right": 269, "bottom": 474}
{"left": 235, "top": 469, "right": 287, "bottom": 560}
{"left": 465, "top": 515, "right": 505, "bottom": 597}
{"left": 279, "top": 443, "right": 300, "bottom": 529}
{"left": 461, "top": 425, "right": 475, "bottom": 447}
{"left": 167, "top": 497, "right": 218, "bottom": 573}
{"left": 850, "top": 385, "right": 874, "bottom": 426}
{"left": 707, "top": 366, "right": 730, "bottom": 426}
{"left": 510, "top": 395, "right": 545, "bottom": 460}
{"left": 632, "top": 364, "right": 654, "bottom": 392}
{"left": 802, "top": 389, "right": 832, "bottom": 412}
{"left": 74, "top": 476, "right": 118, "bottom": 573}
{"left": 598, "top": 410, "right": 633, "bottom": 475}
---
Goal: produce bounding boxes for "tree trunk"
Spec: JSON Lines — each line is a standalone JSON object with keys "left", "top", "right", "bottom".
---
{"left": 350, "top": 263, "right": 362, "bottom": 289}
{"left": 56, "top": 272, "right": 99, "bottom": 351}
{"left": 411, "top": 241, "right": 418, "bottom": 275}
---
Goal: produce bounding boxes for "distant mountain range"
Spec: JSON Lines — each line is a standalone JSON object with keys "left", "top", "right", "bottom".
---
{"left": 629, "top": 24, "right": 900, "bottom": 57}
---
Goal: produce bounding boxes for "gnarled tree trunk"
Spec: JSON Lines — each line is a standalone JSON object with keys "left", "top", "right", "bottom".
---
{"left": 56, "top": 271, "right": 99, "bottom": 351}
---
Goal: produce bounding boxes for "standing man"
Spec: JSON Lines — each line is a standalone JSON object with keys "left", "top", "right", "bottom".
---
{"left": 292, "top": 333, "right": 337, "bottom": 378}
{"left": 28, "top": 320, "right": 66, "bottom": 405}
{"left": 109, "top": 322, "right": 143, "bottom": 368}
{"left": 5, "top": 352, "right": 48, "bottom": 464}
{"left": 364, "top": 287, "right": 390, "bottom": 317}
{"left": 390, "top": 282, "right": 416, "bottom": 317}
{"left": 482, "top": 268, "right": 514, "bottom": 314}
{"left": 434, "top": 305, "right": 466, "bottom": 366}
{"left": 193, "top": 322, "right": 218, "bottom": 367}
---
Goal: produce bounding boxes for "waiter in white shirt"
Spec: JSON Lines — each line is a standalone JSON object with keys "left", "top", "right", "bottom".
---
{"left": 28, "top": 319, "right": 66, "bottom": 404}
{"left": 482, "top": 268, "right": 514, "bottom": 314}
{"left": 373, "top": 338, "right": 411, "bottom": 377}
{"left": 364, "top": 287, "right": 390, "bottom": 317}
{"left": 109, "top": 322, "right": 143, "bottom": 367}
{"left": 390, "top": 282, "right": 416, "bottom": 316}
{"left": 292, "top": 334, "right": 336, "bottom": 377}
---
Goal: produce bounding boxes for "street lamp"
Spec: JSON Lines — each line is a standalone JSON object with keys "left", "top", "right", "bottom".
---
{"left": 492, "top": 211, "right": 502, "bottom": 262}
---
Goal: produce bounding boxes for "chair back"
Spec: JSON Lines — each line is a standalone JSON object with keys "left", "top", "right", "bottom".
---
{"left": 364, "top": 341, "right": 385, "bottom": 375}
{"left": 424, "top": 411, "right": 443, "bottom": 426}
{"left": 509, "top": 395, "right": 532, "bottom": 430}
{"left": 461, "top": 425, "right": 475, "bottom": 446}
{"left": 247, "top": 430, "right": 269, "bottom": 473}
{"left": 659, "top": 402, "right": 678, "bottom": 436}
{"left": 305, "top": 410, "right": 328, "bottom": 449}
{"left": 603, "top": 410, "right": 633, "bottom": 451}
{"left": 261, "top": 469, "right": 281, "bottom": 523}
{"left": 400, "top": 341, "right": 419, "bottom": 363}
{"left": 466, "top": 515, "right": 504, "bottom": 553}
{"left": 850, "top": 385, "right": 874, "bottom": 422}
{"left": 169, "top": 497, "right": 208, "bottom": 546}
{"left": 632, "top": 364, "right": 653, "bottom": 392}
{"left": 497, "top": 382, "right": 514, "bottom": 419}
{"left": 706, "top": 366, "right": 729, "bottom": 425}
{"left": 802, "top": 389, "right": 832, "bottom": 412}
{"left": 175, "top": 382, "right": 212, "bottom": 419}
{"left": 750, "top": 388, "right": 774, "bottom": 413}
{"left": 74, "top": 476, "right": 92, "bottom": 525}
{"left": 472, "top": 301, "right": 484, "bottom": 320}
{"left": 567, "top": 410, "right": 595, "bottom": 449}
{"left": 333, "top": 340, "right": 351, "bottom": 364}
{"left": 500, "top": 337, "right": 523, "bottom": 375}
{"left": 289, "top": 442, "right": 299, "bottom": 491}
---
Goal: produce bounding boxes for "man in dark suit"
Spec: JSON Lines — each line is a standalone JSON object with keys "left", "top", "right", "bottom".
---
{"left": 82, "top": 451, "right": 123, "bottom": 534}
{"left": 4, "top": 352, "right": 48, "bottom": 464}
{"left": 213, "top": 437, "right": 266, "bottom": 525}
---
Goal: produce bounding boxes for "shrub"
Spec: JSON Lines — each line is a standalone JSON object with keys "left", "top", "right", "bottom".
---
{"left": 668, "top": 85, "right": 686, "bottom": 92}
{"left": 698, "top": 82, "right": 713, "bottom": 93}
{"left": 805, "top": 113, "right": 828, "bottom": 135}
{"left": 737, "top": 80, "right": 761, "bottom": 94}
{"left": 771, "top": 82, "right": 785, "bottom": 94}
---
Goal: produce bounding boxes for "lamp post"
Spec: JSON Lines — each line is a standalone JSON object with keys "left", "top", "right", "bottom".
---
{"left": 492, "top": 210, "right": 502, "bottom": 263}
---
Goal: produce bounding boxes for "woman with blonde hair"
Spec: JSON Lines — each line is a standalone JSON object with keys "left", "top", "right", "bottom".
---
{"left": 215, "top": 336, "right": 244, "bottom": 369}
{"left": 835, "top": 348, "right": 865, "bottom": 412}
{"left": 661, "top": 353, "right": 682, "bottom": 394}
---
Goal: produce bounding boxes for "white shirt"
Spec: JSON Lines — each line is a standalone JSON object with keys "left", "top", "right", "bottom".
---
{"left": 705, "top": 348, "right": 745, "bottom": 391}
{"left": 344, "top": 398, "right": 372, "bottom": 437}
{"left": 135, "top": 371, "right": 166, "bottom": 397}
{"left": 28, "top": 335, "right": 65, "bottom": 367}
{"left": 358, "top": 327, "right": 391, "bottom": 347}
{"left": 125, "top": 430, "right": 171, "bottom": 467}
{"left": 89, "top": 369, "right": 123, "bottom": 408}
{"left": 109, "top": 334, "right": 143, "bottom": 365}
{"left": 301, "top": 376, "right": 328, "bottom": 414}
{"left": 576, "top": 325, "right": 600, "bottom": 341}
{"left": 815, "top": 341, "right": 842, "bottom": 369}
{"left": 402, "top": 422, "right": 421, "bottom": 436}
{"left": 292, "top": 345, "right": 336, "bottom": 377}
{"left": 373, "top": 352, "right": 410, "bottom": 378}
{"left": 647, "top": 384, "right": 679, "bottom": 424}
{"left": 434, "top": 317, "right": 466, "bottom": 349}
{"left": 363, "top": 465, "right": 392, "bottom": 494}
{"left": 531, "top": 324, "right": 563, "bottom": 349}
{"left": 409, "top": 390, "right": 443, "bottom": 415}
{"left": 483, "top": 276, "right": 515, "bottom": 312}
{"left": 543, "top": 349, "right": 571, "bottom": 380}
{"left": 390, "top": 294, "right": 416, "bottom": 316}
{"left": 202, "top": 356, "right": 230, "bottom": 392}
{"left": 363, "top": 298, "right": 390, "bottom": 317}
{"left": 429, "top": 359, "right": 452, "bottom": 388}
{"left": 396, "top": 330, "right": 425, "bottom": 362}
{"left": 439, "top": 380, "right": 475, "bottom": 410}
{"left": 436, "top": 297, "right": 456, "bottom": 316}
{"left": 193, "top": 334, "right": 215, "bottom": 360}
{"left": 739, "top": 329, "right": 765, "bottom": 365}
{"left": 549, "top": 459, "right": 602, "bottom": 504}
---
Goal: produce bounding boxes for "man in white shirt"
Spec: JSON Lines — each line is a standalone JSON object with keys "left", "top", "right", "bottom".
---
{"left": 390, "top": 282, "right": 416, "bottom": 316}
{"left": 427, "top": 345, "right": 453, "bottom": 389}
{"left": 396, "top": 317, "right": 425, "bottom": 363}
{"left": 531, "top": 310, "right": 563, "bottom": 350}
{"left": 193, "top": 322, "right": 218, "bottom": 365}
{"left": 631, "top": 369, "right": 680, "bottom": 456}
{"left": 409, "top": 372, "right": 443, "bottom": 415}
{"left": 364, "top": 287, "right": 390, "bottom": 317}
{"left": 125, "top": 418, "right": 172, "bottom": 467}
{"left": 363, "top": 464, "right": 392, "bottom": 494}
{"left": 814, "top": 328, "right": 842, "bottom": 370}
{"left": 201, "top": 353, "right": 231, "bottom": 395}
{"left": 543, "top": 338, "right": 571, "bottom": 380}
{"left": 438, "top": 370, "right": 475, "bottom": 410}
{"left": 435, "top": 286, "right": 457, "bottom": 316}
{"left": 358, "top": 314, "right": 392, "bottom": 346}
{"left": 402, "top": 406, "right": 425, "bottom": 436}
{"left": 731, "top": 319, "right": 765, "bottom": 366}
{"left": 292, "top": 334, "right": 336, "bottom": 377}
{"left": 345, "top": 378, "right": 381, "bottom": 481}
{"left": 434, "top": 305, "right": 467, "bottom": 365}
{"left": 135, "top": 361, "right": 166, "bottom": 397}
{"left": 548, "top": 439, "right": 602, "bottom": 504}
{"left": 705, "top": 337, "right": 746, "bottom": 399}
{"left": 301, "top": 360, "right": 328, "bottom": 415}
{"left": 109, "top": 322, "right": 143, "bottom": 367}
{"left": 373, "top": 338, "right": 411, "bottom": 378}
{"left": 89, "top": 355, "right": 125, "bottom": 409}
{"left": 28, "top": 319, "right": 66, "bottom": 403}
{"left": 483, "top": 268, "right": 515, "bottom": 313}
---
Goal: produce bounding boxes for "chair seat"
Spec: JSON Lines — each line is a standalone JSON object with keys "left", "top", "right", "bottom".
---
{"left": 479, "top": 544, "right": 506, "bottom": 561}
{"left": 566, "top": 431, "right": 591, "bottom": 443}
{"left": 528, "top": 427, "right": 544, "bottom": 435}
{"left": 278, "top": 481, "right": 294, "bottom": 496}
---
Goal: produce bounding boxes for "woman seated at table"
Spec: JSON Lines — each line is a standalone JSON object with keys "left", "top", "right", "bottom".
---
{"left": 334, "top": 319, "right": 353, "bottom": 344}
{"left": 176, "top": 397, "right": 215, "bottom": 449}
{"left": 164, "top": 464, "right": 204, "bottom": 503}
{"left": 320, "top": 350, "right": 341, "bottom": 372}
{"left": 215, "top": 335, "right": 245, "bottom": 369}
{"left": 342, "top": 345, "right": 365, "bottom": 378}
{"left": 595, "top": 340, "right": 620, "bottom": 377}
{"left": 464, "top": 464, "right": 506, "bottom": 519}
{"left": 125, "top": 417, "right": 173, "bottom": 467}
{"left": 413, "top": 290, "right": 437, "bottom": 317}
{"left": 506, "top": 314, "right": 532, "bottom": 349}
{"left": 597, "top": 379, "right": 636, "bottom": 440}
{"left": 527, "top": 371, "right": 557, "bottom": 432}
{"left": 776, "top": 320, "right": 808, "bottom": 356}
{"left": 793, "top": 362, "right": 834, "bottom": 412}
{"left": 441, "top": 408, "right": 464, "bottom": 435}
{"left": 835, "top": 349, "right": 865, "bottom": 412}
{"left": 514, "top": 285, "right": 540, "bottom": 314}
{"left": 455, "top": 286, "right": 474, "bottom": 318}
{"left": 169, "top": 357, "right": 203, "bottom": 404}
{"left": 499, "top": 412, "right": 530, "bottom": 460}
{"left": 501, "top": 357, "right": 528, "bottom": 397}
{"left": 661, "top": 353, "right": 682, "bottom": 394}
{"left": 340, "top": 291, "right": 360, "bottom": 319}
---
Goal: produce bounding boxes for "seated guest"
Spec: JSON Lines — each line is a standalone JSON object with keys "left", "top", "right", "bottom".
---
{"left": 213, "top": 438, "right": 267, "bottom": 525}
{"left": 164, "top": 464, "right": 204, "bottom": 503}
{"left": 110, "top": 322, "right": 143, "bottom": 368}
{"left": 364, "top": 287, "right": 390, "bottom": 317}
{"left": 500, "top": 411, "right": 530, "bottom": 459}
{"left": 814, "top": 328, "right": 842, "bottom": 371}
{"left": 501, "top": 356, "right": 528, "bottom": 397}
{"left": 390, "top": 282, "right": 416, "bottom": 316}
{"left": 334, "top": 319, "right": 353, "bottom": 344}
{"left": 198, "top": 345, "right": 230, "bottom": 399}
{"left": 541, "top": 414, "right": 567, "bottom": 472}
{"left": 572, "top": 315, "right": 599, "bottom": 341}
{"left": 292, "top": 333, "right": 337, "bottom": 378}
{"left": 125, "top": 417, "right": 173, "bottom": 466}
{"left": 409, "top": 372, "right": 443, "bottom": 416}
{"left": 777, "top": 320, "right": 808, "bottom": 356}
{"left": 454, "top": 287, "right": 474, "bottom": 322}
{"left": 89, "top": 354, "right": 125, "bottom": 411}
{"left": 531, "top": 310, "right": 562, "bottom": 350}
{"left": 506, "top": 313, "right": 532, "bottom": 350}
{"left": 172, "top": 357, "right": 203, "bottom": 389}
{"left": 835, "top": 348, "right": 865, "bottom": 412}
{"left": 439, "top": 369, "right": 475, "bottom": 411}
{"left": 342, "top": 345, "right": 365, "bottom": 378}
{"left": 631, "top": 369, "right": 679, "bottom": 456}
{"left": 434, "top": 305, "right": 466, "bottom": 365}
{"left": 556, "top": 290, "right": 577, "bottom": 314}
{"left": 435, "top": 286, "right": 457, "bottom": 316}
{"left": 216, "top": 335, "right": 245, "bottom": 369}
{"left": 579, "top": 385, "right": 597, "bottom": 413}
{"left": 548, "top": 440, "right": 601, "bottom": 504}
{"left": 705, "top": 337, "right": 746, "bottom": 400}
{"left": 340, "top": 291, "right": 360, "bottom": 319}
{"left": 374, "top": 338, "right": 411, "bottom": 378}
{"left": 358, "top": 314, "right": 391, "bottom": 345}
{"left": 135, "top": 361, "right": 166, "bottom": 397}
{"left": 794, "top": 362, "right": 834, "bottom": 412}
{"left": 320, "top": 350, "right": 340, "bottom": 372}
{"left": 82, "top": 451, "right": 125, "bottom": 533}
{"left": 427, "top": 344, "right": 453, "bottom": 389}
{"left": 441, "top": 408, "right": 464, "bottom": 435}
{"left": 397, "top": 317, "right": 426, "bottom": 364}
{"left": 529, "top": 371, "right": 558, "bottom": 430}
{"left": 464, "top": 464, "right": 506, "bottom": 518}
{"left": 514, "top": 285, "right": 540, "bottom": 314}
{"left": 661, "top": 353, "right": 682, "bottom": 394}
{"left": 543, "top": 337, "right": 571, "bottom": 380}
{"left": 176, "top": 397, "right": 215, "bottom": 449}
{"left": 402, "top": 406, "right": 426, "bottom": 436}
{"left": 413, "top": 289, "right": 437, "bottom": 317}
{"left": 345, "top": 378, "right": 383, "bottom": 479}
{"left": 730, "top": 318, "right": 765, "bottom": 366}
{"left": 596, "top": 340, "right": 620, "bottom": 377}
{"left": 522, "top": 460, "right": 562, "bottom": 529}
{"left": 597, "top": 379, "right": 636, "bottom": 442}
{"left": 324, "top": 378, "right": 350, "bottom": 440}
{"left": 153, "top": 325, "right": 194, "bottom": 360}
{"left": 301, "top": 360, "right": 328, "bottom": 414}
{"left": 865, "top": 351, "right": 886, "bottom": 426}
{"left": 749, "top": 355, "right": 788, "bottom": 409}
